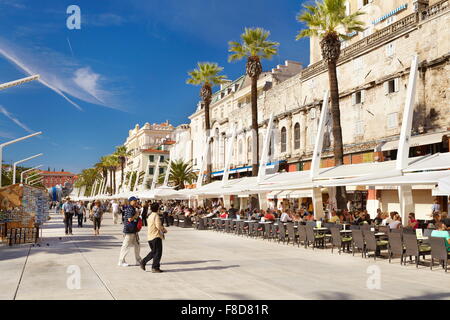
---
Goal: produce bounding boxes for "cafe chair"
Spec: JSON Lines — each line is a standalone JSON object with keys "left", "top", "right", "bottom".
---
{"left": 403, "top": 233, "right": 431, "bottom": 268}
{"left": 298, "top": 225, "right": 308, "bottom": 248}
{"left": 286, "top": 223, "right": 298, "bottom": 247}
{"left": 330, "top": 226, "right": 352, "bottom": 255}
{"left": 305, "top": 225, "right": 325, "bottom": 250}
{"left": 351, "top": 229, "right": 366, "bottom": 258}
{"left": 429, "top": 236, "right": 450, "bottom": 272}
{"left": 387, "top": 231, "right": 405, "bottom": 264}
{"left": 363, "top": 229, "right": 389, "bottom": 260}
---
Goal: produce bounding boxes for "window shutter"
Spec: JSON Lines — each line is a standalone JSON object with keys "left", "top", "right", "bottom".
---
{"left": 345, "top": 1, "right": 350, "bottom": 15}
{"left": 352, "top": 93, "right": 356, "bottom": 105}
{"left": 361, "top": 90, "right": 366, "bottom": 104}
{"left": 384, "top": 81, "right": 389, "bottom": 95}
{"left": 394, "top": 78, "right": 400, "bottom": 92}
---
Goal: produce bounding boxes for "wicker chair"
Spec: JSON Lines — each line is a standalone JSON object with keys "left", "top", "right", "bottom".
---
{"left": 429, "top": 236, "right": 450, "bottom": 272}
{"left": 363, "top": 230, "right": 389, "bottom": 260}
{"left": 351, "top": 229, "right": 366, "bottom": 258}
{"left": 403, "top": 233, "right": 431, "bottom": 268}
{"left": 286, "top": 223, "right": 298, "bottom": 246}
{"left": 330, "top": 226, "right": 352, "bottom": 254}
{"left": 387, "top": 231, "right": 404, "bottom": 264}
{"left": 305, "top": 225, "right": 325, "bottom": 250}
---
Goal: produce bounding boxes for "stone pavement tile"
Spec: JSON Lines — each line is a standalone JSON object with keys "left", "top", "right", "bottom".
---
{"left": 0, "top": 245, "right": 30, "bottom": 299}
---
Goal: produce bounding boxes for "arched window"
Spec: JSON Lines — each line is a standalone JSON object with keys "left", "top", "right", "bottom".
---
{"left": 238, "top": 139, "right": 243, "bottom": 155}
{"left": 281, "top": 127, "right": 287, "bottom": 153}
{"left": 294, "top": 123, "right": 300, "bottom": 149}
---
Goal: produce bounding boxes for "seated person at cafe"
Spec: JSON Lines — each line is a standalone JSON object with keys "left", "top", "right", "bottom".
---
{"left": 342, "top": 209, "right": 353, "bottom": 223}
{"left": 440, "top": 212, "right": 450, "bottom": 229}
{"left": 431, "top": 222, "right": 450, "bottom": 251}
{"left": 328, "top": 210, "right": 340, "bottom": 223}
{"left": 264, "top": 210, "right": 276, "bottom": 222}
{"left": 373, "top": 209, "right": 383, "bottom": 225}
{"left": 407, "top": 212, "right": 419, "bottom": 230}
{"left": 389, "top": 213, "right": 402, "bottom": 229}
{"left": 280, "top": 210, "right": 293, "bottom": 223}
{"left": 293, "top": 212, "right": 303, "bottom": 222}
{"left": 205, "top": 209, "right": 216, "bottom": 218}
{"left": 427, "top": 213, "right": 441, "bottom": 229}
{"left": 219, "top": 209, "right": 228, "bottom": 219}
{"left": 228, "top": 204, "right": 238, "bottom": 219}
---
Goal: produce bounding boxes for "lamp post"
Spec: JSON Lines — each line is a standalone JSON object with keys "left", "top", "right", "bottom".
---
{"left": 0, "top": 131, "right": 43, "bottom": 187}
{"left": 0, "top": 75, "right": 40, "bottom": 91}
{"left": 20, "top": 165, "right": 43, "bottom": 183}
{"left": 30, "top": 178, "right": 43, "bottom": 186}
{"left": 13, "top": 153, "right": 44, "bottom": 184}
{"left": 28, "top": 176, "right": 43, "bottom": 185}
{"left": 25, "top": 172, "right": 42, "bottom": 184}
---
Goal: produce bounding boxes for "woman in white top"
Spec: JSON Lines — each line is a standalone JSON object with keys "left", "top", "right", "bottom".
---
{"left": 388, "top": 214, "right": 402, "bottom": 229}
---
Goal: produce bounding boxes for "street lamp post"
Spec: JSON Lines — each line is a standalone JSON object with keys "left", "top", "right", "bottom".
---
{"left": 20, "top": 164, "right": 43, "bottom": 183}
{"left": 0, "top": 75, "right": 40, "bottom": 91}
{"left": 30, "top": 178, "right": 43, "bottom": 186}
{"left": 13, "top": 153, "right": 44, "bottom": 184}
{"left": 0, "top": 131, "right": 43, "bottom": 187}
{"left": 25, "top": 172, "right": 42, "bottom": 184}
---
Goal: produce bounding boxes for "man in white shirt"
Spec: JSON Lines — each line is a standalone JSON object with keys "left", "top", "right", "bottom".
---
{"left": 280, "top": 210, "right": 292, "bottom": 223}
{"left": 112, "top": 200, "right": 120, "bottom": 224}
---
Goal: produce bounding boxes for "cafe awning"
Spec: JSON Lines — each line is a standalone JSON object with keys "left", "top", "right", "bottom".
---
{"left": 378, "top": 131, "right": 448, "bottom": 152}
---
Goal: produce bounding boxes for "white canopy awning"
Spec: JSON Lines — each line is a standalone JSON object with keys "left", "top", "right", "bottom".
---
{"left": 379, "top": 131, "right": 448, "bottom": 151}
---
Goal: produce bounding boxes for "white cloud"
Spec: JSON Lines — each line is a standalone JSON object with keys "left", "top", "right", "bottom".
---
{"left": 0, "top": 105, "right": 34, "bottom": 133}
{"left": 74, "top": 67, "right": 105, "bottom": 104}
{"left": 0, "top": 37, "right": 123, "bottom": 111}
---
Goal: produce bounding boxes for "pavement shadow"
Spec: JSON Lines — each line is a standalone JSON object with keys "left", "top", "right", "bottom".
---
{"left": 402, "top": 292, "right": 450, "bottom": 300}
{"left": 162, "top": 264, "right": 240, "bottom": 273}
{"left": 162, "top": 260, "right": 221, "bottom": 265}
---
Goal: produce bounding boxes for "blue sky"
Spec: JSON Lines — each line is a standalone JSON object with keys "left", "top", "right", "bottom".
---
{"left": 0, "top": 0, "right": 310, "bottom": 173}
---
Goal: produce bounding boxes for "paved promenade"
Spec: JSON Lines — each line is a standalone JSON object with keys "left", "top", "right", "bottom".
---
{"left": 1, "top": 212, "right": 449, "bottom": 300}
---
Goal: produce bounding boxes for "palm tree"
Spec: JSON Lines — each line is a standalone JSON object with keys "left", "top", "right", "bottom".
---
{"left": 228, "top": 27, "right": 279, "bottom": 176}
{"left": 157, "top": 159, "right": 197, "bottom": 190}
{"left": 114, "top": 145, "right": 131, "bottom": 190}
{"left": 103, "top": 154, "right": 120, "bottom": 194}
{"left": 95, "top": 157, "right": 109, "bottom": 194}
{"left": 75, "top": 168, "right": 101, "bottom": 196}
{"left": 296, "top": 0, "right": 364, "bottom": 210}
{"left": 187, "top": 62, "right": 227, "bottom": 184}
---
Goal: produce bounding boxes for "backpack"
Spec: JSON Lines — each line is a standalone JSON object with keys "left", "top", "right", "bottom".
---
{"left": 125, "top": 218, "right": 143, "bottom": 233}
{"left": 136, "top": 218, "right": 143, "bottom": 232}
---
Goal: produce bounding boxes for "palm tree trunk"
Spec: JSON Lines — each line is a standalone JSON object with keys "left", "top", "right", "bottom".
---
{"left": 113, "top": 169, "right": 116, "bottom": 194}
{"left": 327, "top": 61, "right": 347, "bottom": 210}
{"left": 251, "top": 76, "right": 259, "bottom": 176}
{"left": 204, "top": 99, "right": 212, "bottom": 184}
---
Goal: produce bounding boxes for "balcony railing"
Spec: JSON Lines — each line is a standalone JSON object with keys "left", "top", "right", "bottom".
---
{"left": 301, "top": 0, "right": 448, "bottom": 80}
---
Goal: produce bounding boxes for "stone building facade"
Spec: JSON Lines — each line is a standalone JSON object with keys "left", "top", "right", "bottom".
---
{"left": 174, "top": 0, "right": 449, "bottom": 181}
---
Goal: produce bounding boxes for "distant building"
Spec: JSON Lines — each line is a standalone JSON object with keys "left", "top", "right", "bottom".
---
{"left": 38, "top": 170, "right": 78, "bottom": 188}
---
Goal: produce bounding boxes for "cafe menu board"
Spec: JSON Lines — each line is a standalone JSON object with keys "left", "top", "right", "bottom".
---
{"left": 0, "top": 184, "right": 49, "bottom": 226}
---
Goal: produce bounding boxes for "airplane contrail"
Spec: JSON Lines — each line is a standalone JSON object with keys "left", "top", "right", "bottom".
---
{"left": 0, "top": 47, "right": 83, "bottom": 111}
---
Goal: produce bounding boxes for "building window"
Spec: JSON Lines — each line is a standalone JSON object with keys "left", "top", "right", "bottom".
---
{"left": 384, "top": 78, "right": 399, "bottom": 94}
{"left": 387, "top": 113, "right": 398, "bottom": 129}
{"left": 294, "top": 123, "right": 300, "bottom": 149}
{"left": 238, "top": 139, "right": 243, "bottom": 155}
{"left": 149, "top": 155, "right": 154, "bottom": 162}
{"left": 385, "top": 42, "right": 395, "bottom": 57}
{"left": 159, "top": 167, "right": 164, "bottom": 174}
{"left": 160, "top": 155, "right": 165, "bottom": 162}
{"left": 149, "top": 167, "right": 154, "bottom": 175}
{"left": 355, "top": 121, "right": 364, "bottom": 135}
{"left": 352, "top": 90, "right": 365, "bottom": 105}
{"left": 281, "top": 127, "right": 287, "bottom": 153}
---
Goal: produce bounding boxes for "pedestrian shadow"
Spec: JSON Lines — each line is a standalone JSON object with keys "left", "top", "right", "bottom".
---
{"left": 162, "top": 260, "right": 221, "bottom": 265}
{"left": 162, "top": 264, "right": 240, "bottom": 273}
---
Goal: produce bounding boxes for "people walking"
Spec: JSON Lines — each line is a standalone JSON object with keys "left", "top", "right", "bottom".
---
{"left": 76, "top": 201, "right": 86, "bottom": 227}
{"left": 141, "top": 201, "right": 149, "bottom": 227}
{"left": 118, "top": 196, "right": 142, "bottom": 267}
{"left": 140, "top": 202, "right": 167, "bottom": 273}
{"left": 112, "top": 200, "right": 120, "bottom": 224}
{"left": 92, "top": 200, "right": 104, "bottom": 236}
{"left": 61, "top": 197, "right": 75, "bottom": 235}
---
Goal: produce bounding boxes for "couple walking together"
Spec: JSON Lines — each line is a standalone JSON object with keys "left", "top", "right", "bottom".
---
{"left": 118, "top": 197, "right": 167, "bottom": 273}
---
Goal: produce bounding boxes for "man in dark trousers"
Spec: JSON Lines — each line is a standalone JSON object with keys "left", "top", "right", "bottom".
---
{"left": 61, "top": 197, "right": 75, "bottom": 235}
{"left": 140, "top": 202, "right": 167, "bottom": 273}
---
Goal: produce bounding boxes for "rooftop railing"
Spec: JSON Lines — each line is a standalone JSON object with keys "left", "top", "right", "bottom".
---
{"left": 301, "top": 0, "right": 448, "bottom": 81}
